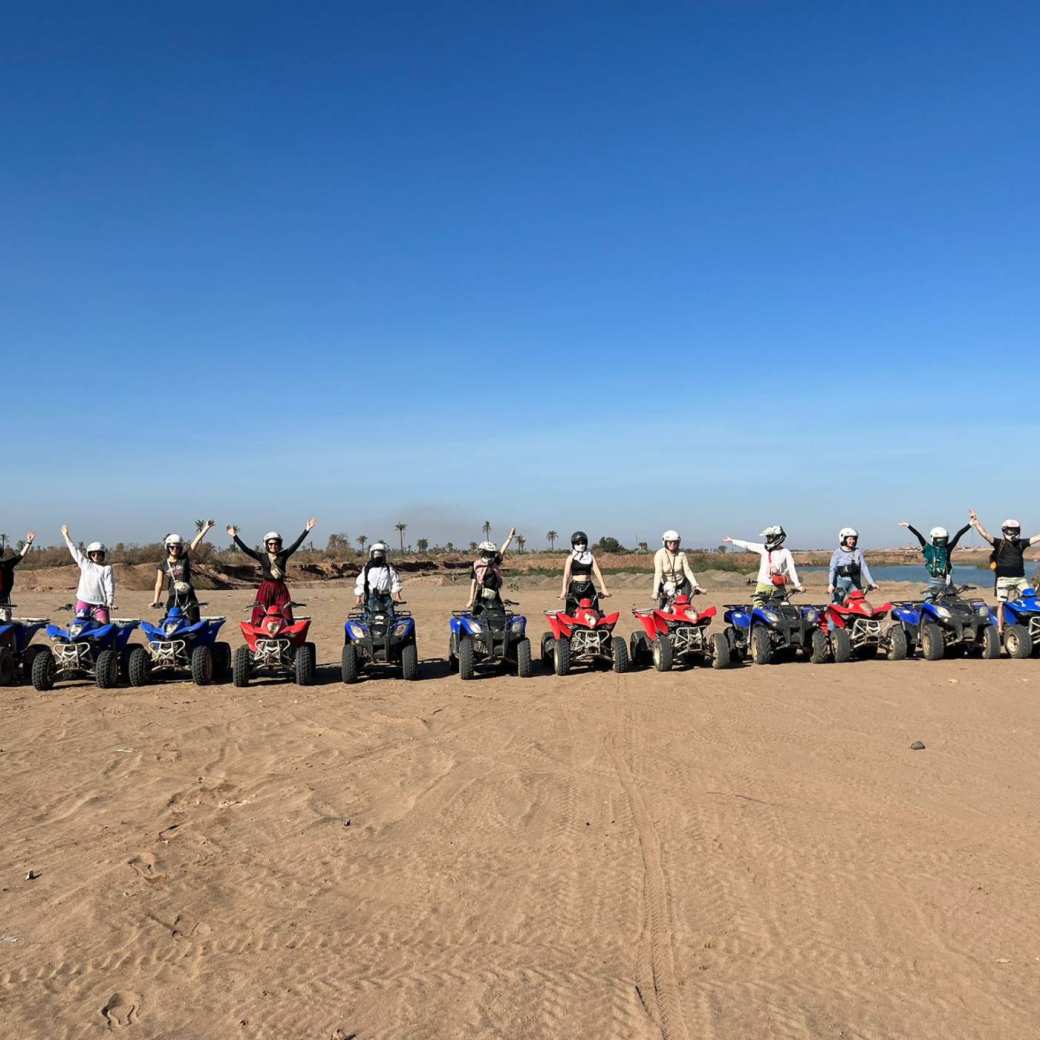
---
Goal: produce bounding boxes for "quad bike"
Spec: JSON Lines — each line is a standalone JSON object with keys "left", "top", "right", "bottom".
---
{"left": 541, "top": 596, "right": 628, "bottom": 675}
{"left": 812, "top": 589, "right": 907, "bottom": 663}
{"left": 31, "top": 607, "right": 140, "bottom": 691}
{"left": 342, "top": 593, "right": 419, "bottom": 682}
{"left": 722, "top": 587, "right": 821, "bottom": 665}
{"left": 630, "top": 592, "right": 730, "bottom": 671}
{"left": 890, "top": 585, "right": 999, "bottom": 660}
{"left": 233, "top": 602, "right": 316, "bottom": 687}
{"left": 131, "top": 603, "right": 231, "bottom": 686}
{"left": 448, "top": 589, "right": 532, "bottom": 680}
{"left": 1001, "top": 585, "right": 1040, "bottom": 658}
{"left": 0, "top": 607, "right": 50, "bottom": 686}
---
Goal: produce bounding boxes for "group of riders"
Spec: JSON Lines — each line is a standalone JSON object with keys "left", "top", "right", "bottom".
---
{"left": 0, "top": 512, "right": 1036, "bottom": 633}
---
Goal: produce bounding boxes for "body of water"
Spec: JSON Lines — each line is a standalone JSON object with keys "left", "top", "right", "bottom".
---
{"left": 801, "top": 564, "right": 1025, "bottom": 587}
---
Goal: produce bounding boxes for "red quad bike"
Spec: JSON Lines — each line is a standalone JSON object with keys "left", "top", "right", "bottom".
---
{"left": 812, "top": 589, "right": 908, "bottom": 663}
{"left": 233, "top": 602, "right": 317, "bottom": 687}
{"left": 630, "top": 594, "right": 731, "bottom": 671}
{"left": 541, "top": 597, "right": 628, "bottom": 675}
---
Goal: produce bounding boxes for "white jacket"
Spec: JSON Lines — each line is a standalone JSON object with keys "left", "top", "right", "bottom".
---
{"left": 729, "top": 539, "right": 802, "bottom": 589}
{"left": 64, "top": 534, "right": 115, "bottom": 606}
{"left": 354, "top": 564, "right": 402, "bottom": 597}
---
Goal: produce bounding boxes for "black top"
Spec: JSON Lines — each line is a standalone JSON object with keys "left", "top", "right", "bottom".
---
{"left": 986, "top": 536, "right": 1035, "bottom": 578}
{"left": 570, "top": 556, "right": 593, "bottom": 578}
{"left": 160, "top": 554, "right": 194, "bottom": 595}
{"left": 0, "top": 551, "right": 25, "bottom": 600}
{"left": 233, "top": 529, "right": 309, "bottom": 581}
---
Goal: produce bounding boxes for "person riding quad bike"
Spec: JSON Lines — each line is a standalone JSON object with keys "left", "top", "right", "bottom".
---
{"left": 61, "top": 524, "right": 115, "bottom": 623}
{"left": 0, "top": 530, "right": 36, "bottom": 623}
{"left": 467, "top": 527, "right": 517, "bottom": 615}
{"left": 898, "top": 519, "right": 971, "bottom": 598}
{"left": 968, "top": 510, "right": 1040, "bottom": 632}
{"left": 354, "top": 541, "right": 404, "bottom": 613}
{"left": 651, "top": 530, "right": 704, "bottom": 609}
{"left": 828, "top": 528, "right": 877, "bottom": 604}
{"left": 559, "top": 531, "right": 611, "bottom": 613}
{"left": 227, "top": 518, "right": 318, "bottom": 625}
{"left": 151, "top": 521, "right": 215, "bottom": 625}
{"left": 723, "top": 526, "right": 803, "bottom": 605}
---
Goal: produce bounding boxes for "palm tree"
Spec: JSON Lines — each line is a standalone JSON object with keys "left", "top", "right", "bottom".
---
{"left": 0, "top": 534, "right": 6, "bottom": 553}
{"left": 546, "top": 530, "right": 558, "bottom": 550}
{"left": 357, "top": 535, "right": 368, "bottom": 554}
{"left": 395, "top": 522, "right": 407, "bottom": 550}
{"left": 417, "top": 538, "right": 429, "bottom": 553}
{"left": 517, "top": 534, "right": 526, "bottom": 553}
{"left": 481, "top": 520, "right": 492, "bottom": 541}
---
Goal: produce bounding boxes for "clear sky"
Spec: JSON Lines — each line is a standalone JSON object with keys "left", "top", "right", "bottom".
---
{"left": 3, "top": 2, "right": 1038, "bottom": 551}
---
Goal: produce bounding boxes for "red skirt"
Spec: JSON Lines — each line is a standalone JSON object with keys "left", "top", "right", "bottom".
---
{"left": 252, "top": 579, "right": 292, "bottom": 626}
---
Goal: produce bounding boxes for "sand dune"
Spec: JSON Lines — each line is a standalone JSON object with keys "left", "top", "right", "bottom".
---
{"left": 2, "top": 579, "right": 1039, "bottom": 1039}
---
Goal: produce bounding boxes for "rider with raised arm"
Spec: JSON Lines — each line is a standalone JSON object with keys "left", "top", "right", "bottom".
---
{"left": 226, "top": 518, "right": 318, "bottom": 625}
{"left": 0, "top": 531, "right": 36, "bottom": 623}
{"left": 897, "top": 518, "right": 970, "bottom": 598}
{"left": 151, "top": 520, "right": 215, "bottom": 625}
{"left": 651, "top": 530, "right": 704, "bottom": 609}
{"left": 559, "top": 531, "right": 611, "bottom": 613}
{"left": 354, "top": 542, "right": 403, "bottom": 614}
{"left": 968, "top": 510, "right": 1040, "bottom": 629}
{"left": 61, "top": 524, "right": 115, "bottom": 623}
{"left": 828, "top": 528, "right": 877, "bottom": 604}
{"left": 723, "top": 526, "right": 803, "bottom": 606}
{"left": 467, "top": 527, "right": 516, "bottom": 614}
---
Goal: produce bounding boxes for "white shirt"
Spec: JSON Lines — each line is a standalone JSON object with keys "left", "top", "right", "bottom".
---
{"left": 729, "top": 539, "right": 802, "bottom": 589}
{"left": 651, "top": 548, "right": 703, "bottom": 597}
{"left": 354, "top": 564, "right": 402, "bottom": 597}
{"left": 64, "top": 534, "right": 115, "bottom": 606}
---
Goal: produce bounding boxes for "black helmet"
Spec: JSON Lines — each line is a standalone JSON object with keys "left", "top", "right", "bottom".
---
{"left": 571, "top": 531, "right": 588, "bottom": 548}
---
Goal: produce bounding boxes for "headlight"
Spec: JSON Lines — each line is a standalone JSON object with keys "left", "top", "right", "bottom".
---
{"left": 804, "top": 610, "right": 818, "bottom": 623}
{"left": 164, "top": 621, "right": 179, "bottom": 635}
{"left": 763, "top": 610, "right": 778, "bottom": 623}
{"left": 348, "top": 622, "right": 366, "bottom": 639}
{"left": 393, "top": 622, "right": 410, "bottom": 637}
{"left": 510, "top": 620, "right": 524, "bottom": 634}
{"left": 977, "top": 606, "right": 990, "bottom": 617}
{"left": 468, "top": 622, "right": 482, "bottom": 635}
{"left": 934, "top": 606, "right": 951, "bottom": 619}
{"left": 266, "top": 621, "right": 280, "bottom": 634}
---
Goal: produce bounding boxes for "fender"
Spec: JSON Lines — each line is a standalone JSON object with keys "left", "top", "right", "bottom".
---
{"left": 543, "top": 612, "right": 573, "bottom": 639}
{"left": 633, "top": 610, "right": 667, "bottom": 638}
{"left": 724, "top": 606, "right": 752, "bottom": 629}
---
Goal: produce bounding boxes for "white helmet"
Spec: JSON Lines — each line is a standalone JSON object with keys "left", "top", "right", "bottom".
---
{"left": 929, "top": 526, "right": 949, "bottom": 542}
{"left": 478, "top": 540, "right": 497, "bottom": 554}
{"left": 662, "top": 530, "right": 681, "bottom": 545}
{"left": 760, "top": 525, "right": 786, "bottom": 548}
{"left": 369, "top": 541, "right": 388, "bottom": 556}
{"left": 839, "top": 527, "right": 858, "bottom": 545}
{"left": 263, "top": 531, "right": 282, "bottom": 543}
{"left": 86, "top": 541, "right": 107, "bottom": 554}
{"left": 164, "top": 533, "right": 185, "bottom": 546}
{"left": 1003, "top": 518, "right": 1022, "bottom": 532}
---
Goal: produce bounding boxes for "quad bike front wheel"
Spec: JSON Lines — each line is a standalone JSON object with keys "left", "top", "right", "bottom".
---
{"left": 711, "top": 632, "right": 731, "bottom": 670}
{"left": 20, "top": 645, "right": 49, "bottom": 681}
{"left": 553, "top": 637, "right": 571, "bottom": 676}
{"left": 611, "top": 636, "right": 629, "bottom": 673}
{"left": 32, "top": 651, "right": 55, "bottom": 691}
{"left": 295, "top": 643, "right": 316, "bottom": 686}
{"left": 232, "top": 646, "right": 252, "bottom": 687}
{"left": 127, "top": 645, "right": 151, "bottom": 687}
{"left": 95, "top": 649, "right": 120, "bottom": 690}
{"left": 750, "top": 626, "right": 772, "bottom": 665}
{"left": 920, "top": 623, "right": 945, "bottom": 661}
{"left": 515, "top": 638, "right": 532, "bottom": 678}
{"left": 885, "top": 624, "right": 908, "bottom": 661}
{"left": 979, "top": 625, "right": 1001, "bottom": 660}
{"left": 831, "top": 628, "right": 852, "bottom": 664}
{"left": 191, "top": 645, "right": 214, "bottom": 686}
{"left": 342, "top": 643, "right": 360, "bottom": 683}
{"left": 401, "top": 641, "right": 419, "bottom": 681}
{"left": 810, "top": 628, "right": 830, "bottom": 664}
{"left": 652, "top": 636, "right": 672, "bottom": 673}
{"left": 1004, "top": 624, "right": 1032, "bottom": 659}
{"left": 457, "top": 636, "right": 475, "bottom": 680}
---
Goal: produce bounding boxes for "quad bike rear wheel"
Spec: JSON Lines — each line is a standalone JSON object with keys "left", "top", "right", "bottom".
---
{"left": 191, "top": 645, "right": 214, "bottom": 686}
{"left": 457, "top": 636, "right": 475, "bottom": 680}
{"left": 127, "top": 645, "right": 151, "bottom": 686}
{"left": 831, "top": 628, "right": 852, "bottom": 664}
{"left": 553, "top": 637, "right": 571, "bottom": 676}
{"left": 32, "top": 650, "right": 56, "bottom": 691}
{"left": 95, "top": 649, "right": 120, "bottom": 690}
{"left": 401, "top": 641, "right": 419, "bottom": 681}
{"left": 652, "top": 636, "right": 672, "bottom": 673}
{"left": 341, "top": 643, "right": 360, "bottom": 683}
{"left": 810, "top": 628, "right": 830, "bottom": 664}
{"left": 711, "top": 632, "right": 731, "bottom": 669}
{"left": 612, "top": 636, "right": 629, "bottom": 673}
{"left": 515, "top": 638, "right": 532, "bottom": 678}
{"left": 750, "top": 626, "right": 772, "bottom": 665}
{"left": 885, "top": 624, "right": 908, "bottom": 661}
{"left": 1004, "top": 624, "right": 1032, "bottom": 659}
{"left": 295, "top": 643, "right": 316, "bottom": 686}
{"left": 980, "top": 625, "right": 1001, "bottom": 660}
{"left": 233, "top": 646, "right": 252, "bottom": 687}
{"left": 0, "top": 647, "right": 16, "bottom": 686}
{"left": 920, "top": 623, "right": 945, "bottom": 661}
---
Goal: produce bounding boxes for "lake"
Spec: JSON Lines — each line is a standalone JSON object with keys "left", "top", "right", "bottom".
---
{"left": 800, "top": 564, "right": 1023, "bottom": 586}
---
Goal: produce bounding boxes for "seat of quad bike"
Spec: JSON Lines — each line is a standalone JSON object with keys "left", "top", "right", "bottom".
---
{"left": 13, "top": 617, "right": 48, "bottom": 624}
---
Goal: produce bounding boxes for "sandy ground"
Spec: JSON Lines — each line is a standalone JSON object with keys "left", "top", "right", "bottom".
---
{"left": 2, "top": 577, "right": 1040, "bottom": 1040}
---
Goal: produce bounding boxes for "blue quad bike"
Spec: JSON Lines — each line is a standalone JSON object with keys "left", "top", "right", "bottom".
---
{"left": 31, "top": 608, "right": 140, "bottom": 691}
{"left": 341, "top": 594, "right": 418, "bottom": 683}
{"left": 130, "top": 604, "right": 232, "bottom": 686}
{"left": 890, "top": 585, "right": 999, "bottom": 660}
{"left": 722, "top": 591, "right": 823, "bottom": 665}
{"left": 1002, "top": 585, "right": 1040, "bottom": 659}
{"left": 0, "top": 608, "right": 51, "bottom": 686}
{"left": 448, "top": 590, "right": 533, "bottom": 680}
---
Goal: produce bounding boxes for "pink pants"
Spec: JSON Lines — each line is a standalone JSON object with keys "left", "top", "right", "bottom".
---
{"left": 75, "top": 601, "right": 110, "bottom": 624}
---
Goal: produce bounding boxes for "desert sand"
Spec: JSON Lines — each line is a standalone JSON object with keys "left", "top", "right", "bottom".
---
{"left": 2, "top": 576, "right": 1039, "bottom": 1039}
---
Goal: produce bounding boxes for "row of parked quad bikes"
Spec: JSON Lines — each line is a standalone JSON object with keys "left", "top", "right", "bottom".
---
{"left": 3, "top": 581, "right": 1040, "bottom": 691}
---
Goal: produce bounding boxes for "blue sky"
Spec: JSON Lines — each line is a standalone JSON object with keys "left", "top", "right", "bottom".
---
{"left": 3, "top": 2, "right": 1038, "bottom": 550}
